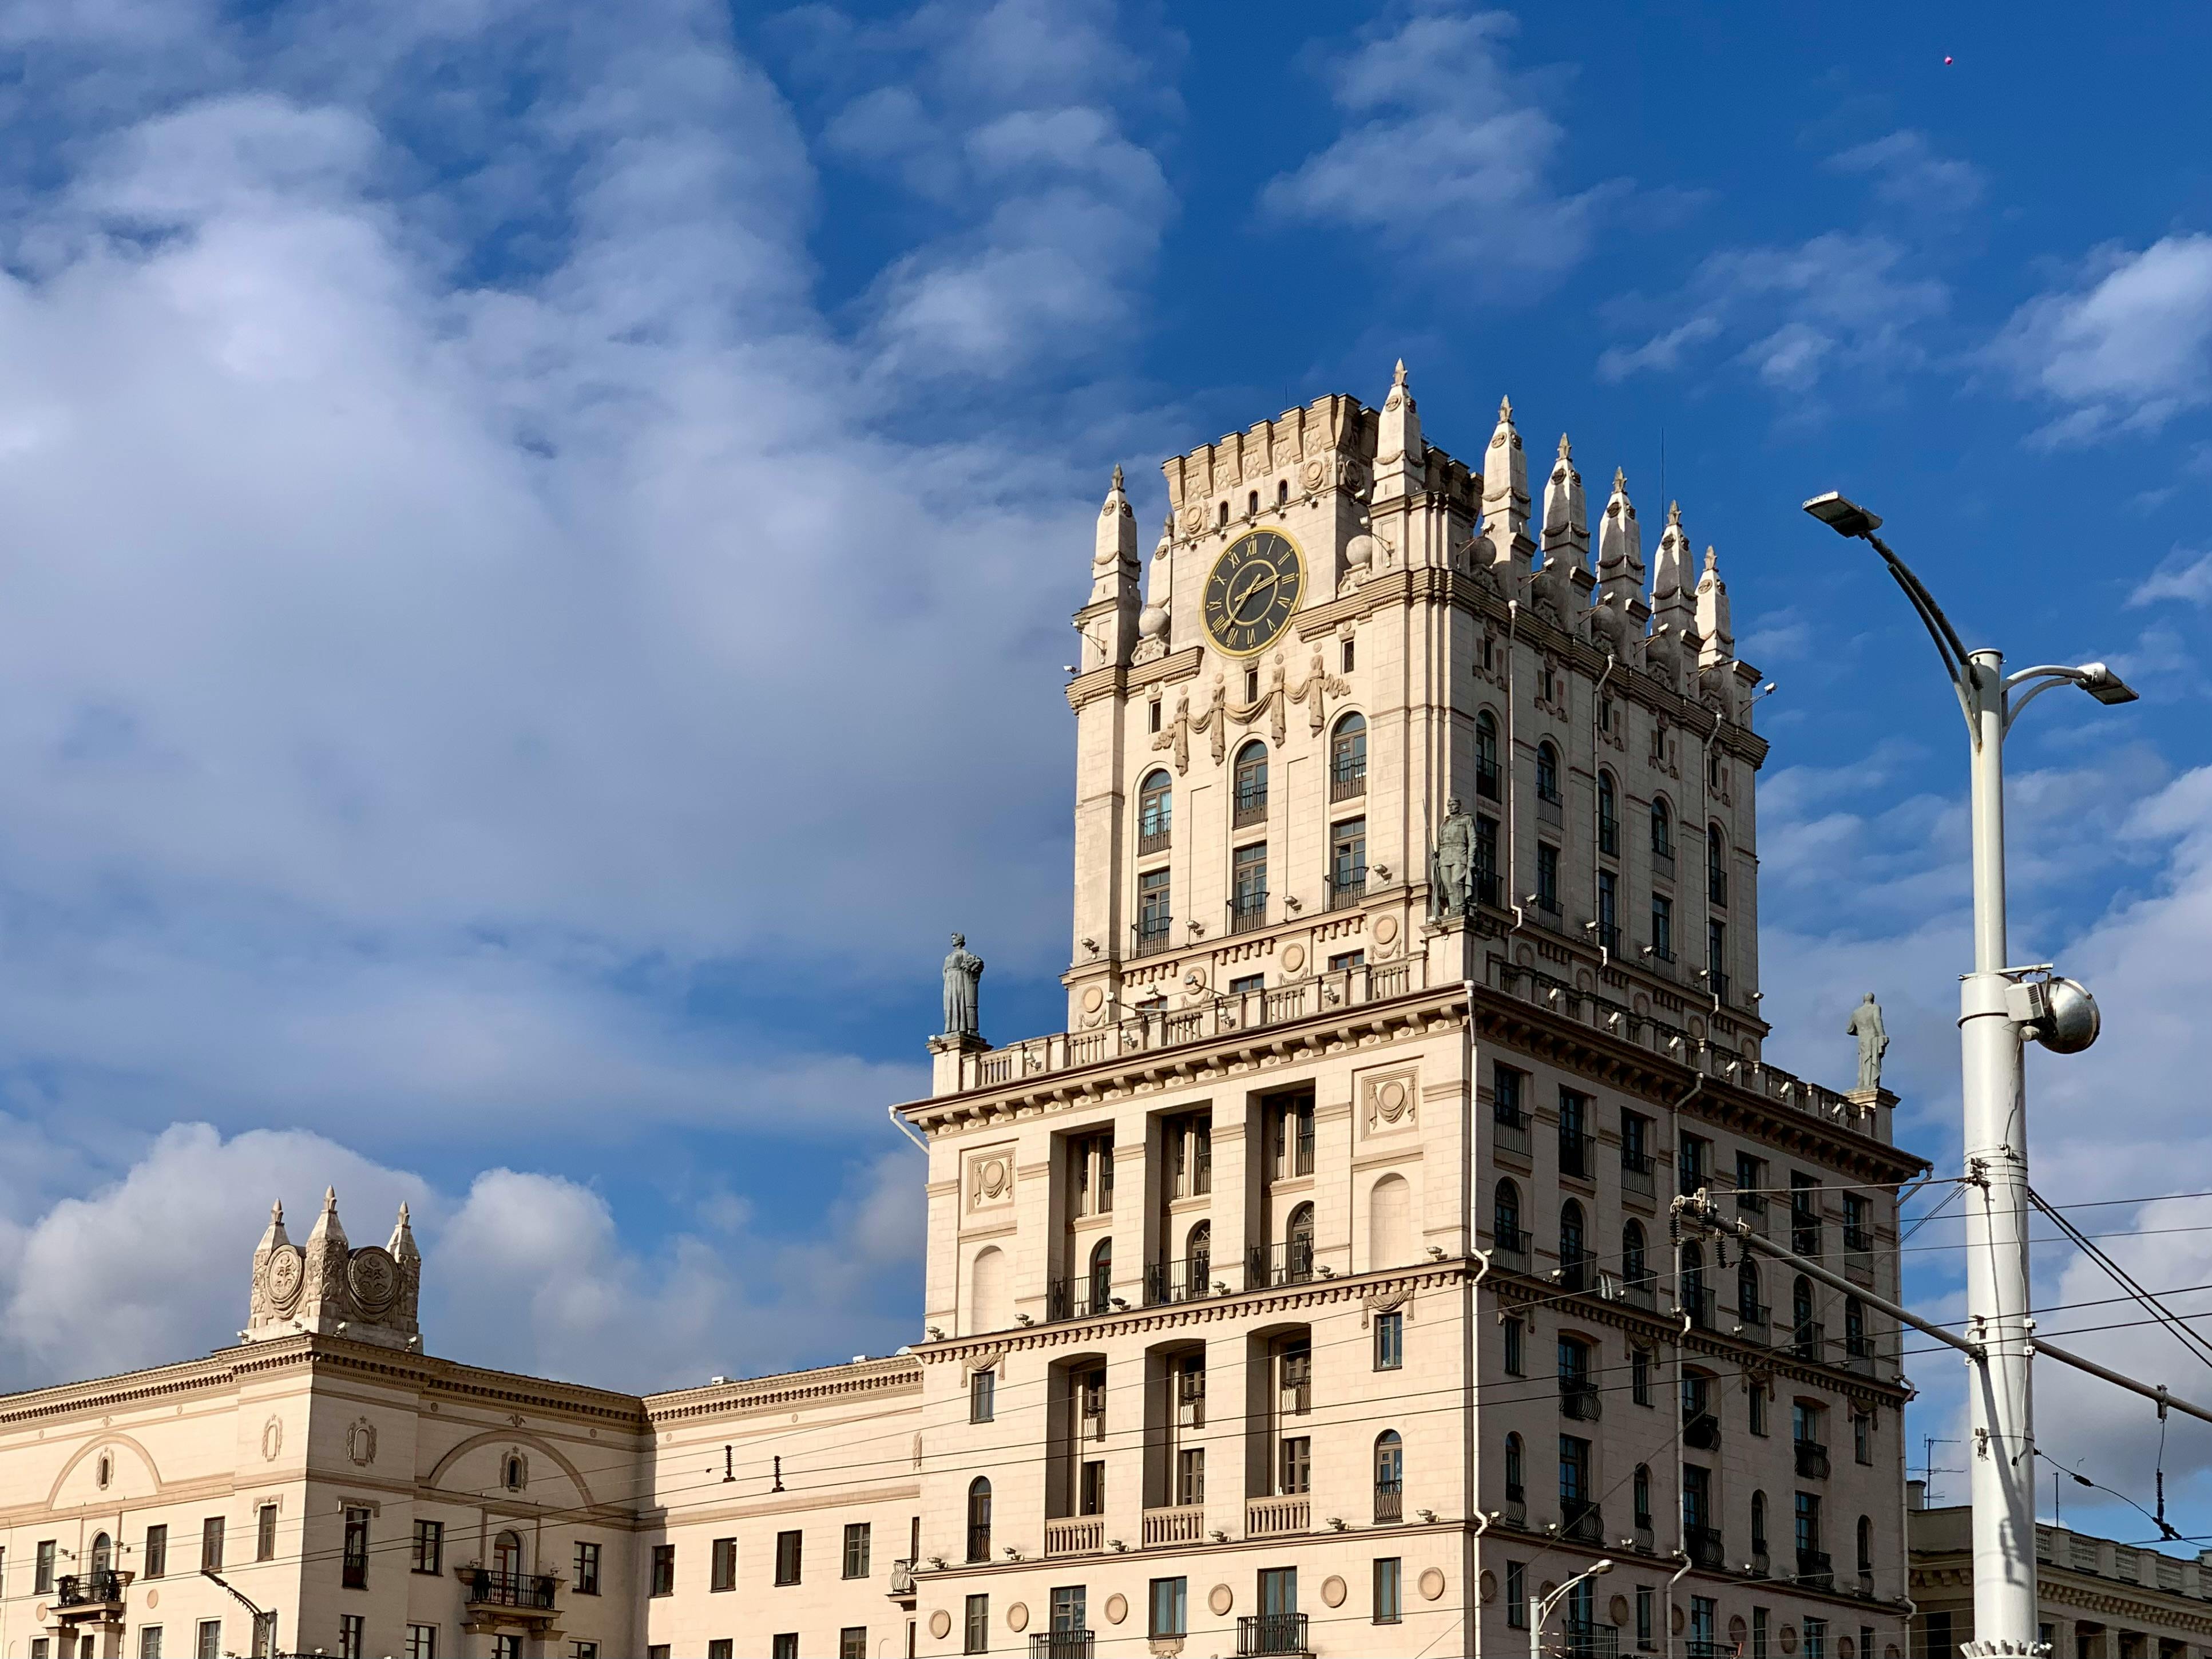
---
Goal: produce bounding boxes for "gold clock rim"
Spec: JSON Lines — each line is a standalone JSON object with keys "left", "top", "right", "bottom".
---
{"left": 1201, "top": 526, "right": 1308, "bottom": 658}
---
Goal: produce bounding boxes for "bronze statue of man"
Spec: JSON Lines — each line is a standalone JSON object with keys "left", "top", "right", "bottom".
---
{"left": 1845, "top": 992, "right": 1888, "bottom": 1091}
{"left": 1432, "top": 797, "right": 1477, "bottom": 918}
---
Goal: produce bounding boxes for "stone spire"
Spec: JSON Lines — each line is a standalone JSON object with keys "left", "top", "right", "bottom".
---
{"left": 1540, "top": 432, "right": 1588, "bottom": 566}
{"left": 1695, "top": 545, "right": 1735, "bottom": 667}
{"left": 1080, "top": 464, "right": 1141, "bottom": 671}
{"left": 1135, "top": 512, "right": 1172, "bottom": 659}
{"left": 1596, "top": 468, "right": 1644, "bottom": 593}
{"left": 1652, "top": 501, "right": 1699, "bottom": 639}
{"left": 389, "top": 1202, "right": 419, "bottom": 1266}
{"left": 1480, "top": 394, "right": 1531, "bottom": 572}
{"left": 247, "top": 1199, "right": 292, "bottom": 1330}
{"left": 296, "top": 1185, "right": 351, "bottom": 1329}
{"left": 1373, "top": 359, "right": 1425, "bottom": 504}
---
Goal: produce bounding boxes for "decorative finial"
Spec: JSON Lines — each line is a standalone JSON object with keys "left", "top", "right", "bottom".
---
{"left": 1703, "top": 545, "right": 1718, "bottom": 576}
{"left": 1393, "top": 359, "right": 1408, "bottom": 387}
{"left": 1613, "top": 467, "right": 1627, "bottom": 493}
{"left": 398, "top": 1202, "right": 411, "bottom": 1224}
{"left": 1498, "top": 394, "right": 1513, "bottom": 421}
{"left": 1558, "top": 433, "right": 1571, "bottom": 459}
{"left": 271, "top": 1199, "right": 283, "bottom": 1224}
{"left": 1668, "top": 500, "right": 1682, "bottom": 526}
{"left": 323, "top": 1186, "right": 338, "bottom": 1211}
{"left": 1111, "top": 464, "right": 1124, "bottom": 490}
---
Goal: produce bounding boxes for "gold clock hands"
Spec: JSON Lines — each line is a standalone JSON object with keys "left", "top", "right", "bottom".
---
{"left": 1223, "top": 561, "right": 1281, "bottom": 623}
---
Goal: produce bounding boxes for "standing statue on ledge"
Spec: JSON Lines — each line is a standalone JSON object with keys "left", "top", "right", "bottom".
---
{"left": 1430, "top": 798, "right": 1477, "bottom": 920}
{"left": 942, "top": 933, "right": 985, "bottom": 1038}
{"left": 1846, "top": 992, "right": 1889, "bottom": 1091}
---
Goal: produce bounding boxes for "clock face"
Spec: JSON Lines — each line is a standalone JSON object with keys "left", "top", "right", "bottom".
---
{"left": 1202, "top": 529, "right": 1305, "bottom": 656}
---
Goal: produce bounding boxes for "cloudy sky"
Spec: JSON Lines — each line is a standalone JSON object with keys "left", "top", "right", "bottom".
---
{"left": 2, "top": 0, "right": 2210, "bottom": 1545}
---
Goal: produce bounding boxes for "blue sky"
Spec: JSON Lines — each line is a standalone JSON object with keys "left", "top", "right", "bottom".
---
{"left": 3, "top": 0, "right": 2211, "bottom": 1546}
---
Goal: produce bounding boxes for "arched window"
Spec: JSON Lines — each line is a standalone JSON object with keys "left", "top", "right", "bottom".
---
{"left": 966, "top": 1478, "right": 993, "bottom": 1561}
{"left": 1374, "top": 1431, "right": 1404, "bottom": 1517}
{"left": 1622, "top": 1219, "right": 1648, "bottom": 1288}
{"left": 1651, "top": 796, "right": 1674, "bottom": 858}
{"left": 1248, "top": 489, "right": 1259, "bottom": 514}
{"left": 96, "top": 1454, "right": 112, "bottom": 1488}
{"left": 1738, "top": 1258, "right": 1763, "bottom": 1321}
{"left": 1088, "top": 1238, "right": 1114, "bottom": 1313}
{"left": 494, "top": 1530, "right": 522, "bottom": 1579}
{"left": 1559, "top": 1199, "right": 1588, "bottom": 1289}
{"left": 1536, "top": 741, "right": 1561, "bottom": 803}
{"left": 1633, "top": 1464, "right": 1652, "bottom": 1529}
{"left": 90, "top": 1532, "right": 112, "bottom": 1575}
{"left": 1597, "top": 771, "right": 1619, "bottom": 856}
{"left": 504, "top": 1454, "right": 525, "bottom": 1490}
{"left": 1857, "top": 1514, "right": 1874, "bottom": 1576}
{"left": 1369, "top": 1173, "right": 1411, "bottom": 1268}
{"left": 1277, "top": 478, "right": 1289, "bottom": 506}
{"left": 1187, "top": 1221, "right": 1211, "bottom": 1289}
{"left": 1752, "top": 1490, "right": 1770, "bottom": 1554}
{"left": 1708, "top": 825, "right": 1729, "bottom": 907}
{"left": 1504, "top": 1431, "right": 1525, "bottom": 1501}
{"left": 1234, "top": 741, "right": 1269, "bottom": 823}
{"left": 1217, "top": 500, "right": 1228, "bottom": 527}
{"left": 1680, "top": 1240, "right": 1706, "bottom": 1321}
{"left": 1138, "top": 769, "right": 1172, "bottom": 852}
{"left": 1330, "top": 712, "right": 1367, "bottom": 796}
{"left": 1476, "top": 710, "right": 1501, "bottom": 799}
{"left": 1493, "top": 1179, "right": 1524, "bottom": 1250}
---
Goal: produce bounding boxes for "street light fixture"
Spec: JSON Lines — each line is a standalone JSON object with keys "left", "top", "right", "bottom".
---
{"left": 1801, "top": 490, "right": 2138, "bottom": 1659}
{"left": 1530, "top": 1557, "right": 1612, "bottom": 1659}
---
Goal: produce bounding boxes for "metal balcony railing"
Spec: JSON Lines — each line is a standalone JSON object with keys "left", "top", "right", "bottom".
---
{"left": 1238, "top": 1613, "right": 1311, "bottom": 1657}
{"left": 55, "top": 1571, "right": 130, "bottom": 1607}
{"left": 1845, "top": 1333, "right": 1877, "bottom": 1375}
{"left": 1557, "top": 1248, "right": 1597, "bottom": 1294}
{"left": 1795, "top": 1442, "right": 1832, "bottom": 1479}
{"left": 464, "top": 1569, "right": 558, "bottom": 1612}
{"left": 1493, "top": 1222, "right": 1531, "bottom": 1269}
{"left": 1228, "top": 892, "right": 1268, "bottom": 935}
{"left": 1233, "top": 791, "right": 1268, "bottom": 829}
{"left": 1559, "top": 1379, "right": 1603, "bottom": 1421}
{"left": 1687, "top": 1526, "right": 1726, "bottom": 1570}
{"left": 1031, "top": 1632, "right": 1095, "bottom": 1659}
{"left": 1684, "top": 1412, "right": 1720, "bottom": 1452}
{"left": 1796, "top": 1549, "right": 1834, "bottom": 1590}
{"left": 1248, "top": 1240, "right": 1315, "bottom": 1289}
{"left": 1139, "top": 826, "right": 1171, "bottom": 856}
{"left": 1045, "top": 1276, "right": 1115, "bottom": 1322}
{"left": 1562, "top": 1501, "right": 1604, "bottom": 1544}
{"left": 1560, "top": 1624, "right": 1622, "bottom": 1659}
{"left": 1133, "top": 917, "right": 1173, "bottom": 957}
{"left": 1144, "top": 1254, "right": 1217, "bottom": 1305}
{"left": 1327, "top": 870, "right": 1367, "bottom": 911}
{"left": 1374, "top": 1479, "right": 1404, "bottom": 1523}
{"left": 1733, "top": 1301, "right": 1770, "bottom": 1342}
{"left": 1559, "top": 1131, "right": 1597, "bottom": 1181}
{"left": 1330, "top": 766, "right": 1366, "bottom": 802}
{"left": 1679, "top": 1286, "right": 1715, "bottom": 1331}
{"left": 1792, "top": 1321, "right": 1827, "bottom": 1364}
{"left": 1620, "top": 1147, "right": 1654, "bottom": 1198}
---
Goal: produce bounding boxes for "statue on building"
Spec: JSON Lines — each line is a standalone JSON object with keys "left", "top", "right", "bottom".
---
{"left": 1846, "top": 993, "right": 1889, "bottom": 1091}
{"left": 942, "top": 933, "right": 985, "bottom": 1038}
{"left": 1429, "top": 798, "right": 1477, "bottom": 920}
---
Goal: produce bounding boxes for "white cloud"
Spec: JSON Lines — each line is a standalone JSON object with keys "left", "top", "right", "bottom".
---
{"left": 1258, "top": 5, "right": 1626, "bottom": 285}
{"left": 2127, "top": 547, "right": 2212, "bottom": 607}
{"left": 1598, "top": 233, "right": 1946, "bottom": 394}
{"left": 1827, "top": 130, "right": 1986, "bottom": 214}
{"left": 1992, "top": 235, "right": 2212, "bottom": 441}
{"left": 0, "top": 1120, "right": 923, "bottom": 1393}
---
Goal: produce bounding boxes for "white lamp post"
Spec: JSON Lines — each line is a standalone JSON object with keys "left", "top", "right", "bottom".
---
{"left": 1803, "top": 492, "right": 2134, "bottom": 1657}
{"left": 1531, "top": 1557, "right": 1614, "bottom": 1659}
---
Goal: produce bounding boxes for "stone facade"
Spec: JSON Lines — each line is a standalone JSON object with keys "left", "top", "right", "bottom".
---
{"left": 1910, "top": 1501, "right": 2212, "bottom": 1659}
{"left": 0, "top": 373, "right": 1926, "bottom": 1659}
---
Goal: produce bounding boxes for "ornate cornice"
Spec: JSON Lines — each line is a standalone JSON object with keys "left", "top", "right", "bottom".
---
{"left": 646, "top": 1356, "right": 923, "bottom": 1424}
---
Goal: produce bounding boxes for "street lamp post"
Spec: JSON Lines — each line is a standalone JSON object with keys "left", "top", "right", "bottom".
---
{"left": 1531, "top": 1557, "right": 1614, "bottom": 1659}
{"left": 1803, "top": 492, "right": 2135, "bottom": 1658}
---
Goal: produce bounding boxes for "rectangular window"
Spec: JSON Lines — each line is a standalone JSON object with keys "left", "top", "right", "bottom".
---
{"left": 572, "top": 1541, "right": 601, "bottom": 1594}
{"left": 1751, "top": 1384, "right": 1769, "bottom": 1436}
{"left": 140, "top": 1629, "right": 164, "bottom": 1659}
{"left": 1651, "top": 892, "right": 1674, "bottom": 959}
{"left": 339, "top": 1614, "right": 366, "bottom": 1659}
{"left": 843, "top": 1522, "right": 871, "bottom": 1579}
{"left": 970, "top": 1367, "right": 996, "bottom": 1422}
{"left": 1755, "top": 1609, "right": 1772, "bottom": 1659}
{"left": 1504, "top": 1316, "right": 1525, "bottom": 1375}
{"left": 1071, "top": 1131, "right": 1115, "bottom": 1215}
{"left": 1559, "top": 1434, "right": 1590, "bottom": 1504}
{"left": 342, "top": 1507, "right": 368, "bottom": 1589}
{"left": 1137, "top": 868, "right": 1171, "bottom": 952}
{"left": 649, "top": 1543, "right": 676, "bottom": 1597}
{"left": 1679, "top": 1132, "right": 1709, "bottom": 1195}
{"left": 1708, "top": 918, "right": 1727, "bottom": 993}
{"left": 413, "top": 1519, "right": 444, "bottom": 1574}
{"left": 1149, "top": 1578, "right": 1188, "bottom": 1639}
{"left": 1637, "top": 1586, "right": 1655, "bottom": 1649}
{"left": 772, "top": 1641, "right": 798, "bottom": 1659}
{"left": 1922, "top": 1612, "right": 1951, "bottom": 1659}
{"left": 1844, "top": 1193, "right": 1872, "bottom": 1252}
{"left": 1051, "top": 1586, "right": 1088, "bottom": 1633}
{"left": 1374, "top": 1310, "right": 1404, "bottom": 1370}
{"left": 775, "top": 1530, "right": 803, "bottom": 1586}
{"left": 145, "top": 1524, "right": 168, "bottom": 1579}
{"left": 1494, "top": 1063, "right": 1526, "bottom": 1126}
{"left": 966, "top": 1593, "right": 991, "bottom": 1653}
{"left": 1330, "top": 817, "right": 1367, "bottom": 904}
{"left": 1631, "top": 1345, "right": 1652, "bottom": 1406}
{"left": 708, "top": 1644, "right": 734, "bottom": 1659}
{"left": 839, "top": 1631, "right": 866, "bottom": 1659}
{"left": 711, "top": 1536, "right": 738, "bottom": 1592}
{"left": 31, "top": 1641, "right": 47, "bottom": 1659}
{"left": 1229, "top": 972, "right": 1264, "bottom": 993}
{"left": 1796, "top": 1491, "right": 1823, "bottom": 1555}
{"left": 1597, "top": 868, "right": 1619, "bottom": 949}
{"left": 1176, "top": 1447, "right": 1206, "bottom": 1506}
{"left": 35, "top": 1539, "right": 56, "bottom": 1594}
{"left": 1856, "top": 1410, "right": 1873, "bottom": 1465}
{"left": 1271, "top": 1092, "right": 1315, "bottom": 1178}
{"left": 1168, "top": 1113, "right": 1212, "bottom": 1198}
{"left": 1327, "top": 949, "right": 1365, "bottom": 971}
{"left": 574, "top": 1646, "right": 595, "bottom": 1659}
{"left": 1736, "top": 1151, "right": 1767, "bottom": 1211}
{"left": 1475, "top": 813, "right": 1500, "bottom": 904}
{"left": 406, "top": 1628, "right": 437, "bottom": 1659}
{"left": 257, "top": 1504, "right": 278, "bottom": 1563}
{"left": 493, "top": 1638, "right": 520, "bottom": 1659}
{"left": 1279, "top": 1435, "right": 1313, "bottom": 1495}
{"left": 1805, "top": 1618, "right": 1829, "bottom": 1659}
{"left": 1691, "top": 1596, "right": 1718, "bottom": 1648}
{"left": 197, "top": 1623, "right": 223, "bottom": 1659}
{"left": 1792, "top": 1173, "right": 1823, "bottom": 1254}
{"left": 1374, "top": 1557, "right": 1404, "bottom": 1624}
{"left": 1231, "top": 842, "right": 1268, "bottom": 930}
{"left": 649, "top": 1648, "right": 672, "bottom": 1659}
{"left": 1080, "top": 1459, "right": 1107, "bottom": 1515}
{"left": 1506, "top": 1562, "right": 1527, "bottom": 1627}
{"left": 1536, "top": 841, "right": 1560, "bottom": 912}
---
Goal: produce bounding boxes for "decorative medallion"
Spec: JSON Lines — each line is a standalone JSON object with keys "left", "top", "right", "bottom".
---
{"left": 1104, "top": 1593, "right": 1128, "bottom": 1625}
{"left": 146, "top": 1589, "right": 159, "bottom": 1610}
{"left": 1419, "top": 1567, "right": 1447, "bottom": 1602}
{"left": 1479, "top": 1570, "right": 1497, "bottom": 1604}
{"left": 1612, "top": 1596, "right": 1632, "bottom": 1628}
{"left": 1782, "top": 1626, "right": 1799, "bottom": 1654}
{"left": 265, "top": 1244, "right": 305, "bottom": 1312}
{"left": 346, "top": 1416, "right": 378, "bottom": 1468}
{"left": 1320, "top": 1575, "right": 1347, "bottom": 1608}
{"left": 1303, "top": 460, "right": 1327, "bottom": 491}
{"left": 1008, "top": 1602, "right": 1029, "bottom": 1633}
{"left": 1731, "top": 1617, "right": 1749, "bottom": 1646}
{"left": 1374, "top": 914, "right": 1400, "bottom": 946}
{"left": 1282, "top": 944, "right": 1306, "bottom": 975}
{"left": 1841, "top": 1641, "right": 1856, "bottom": 1659}
{"left": 1201, "top": 530, "right": 1305, "bottom": 658}
{"left": 1081, "top": 986, "right": 1104, "bottom": 1014}
{"left": 929, "top": 1610, "right": 953, "bottom": 1640}
{"left": 1182, "top": 505, "right": 1206, "bottom": 534}
{"left": 347, "top": 1246, "right": 399, "bottom": 1317}
{"left": 1208, "top": 1584, "right": 1234, "bottom": 1617}
{"left": 1363, "top": 1067, "right": 1420, "bottom": 1136}
{"left": 260, "top": 1416, "right": 283, "bottom": 1462}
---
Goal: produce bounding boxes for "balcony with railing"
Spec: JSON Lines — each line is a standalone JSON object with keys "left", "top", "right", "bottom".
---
{"left": 1493, "top": 1221, "right": 1531, "bottom": 1273}
{"left": 1233, "top": 787, "right": 1268, "bottom": 829}
{"left": 1133, "top": 916, "right": 1174, "bottom": 958}
{"left": 54, "top": 1571, "right": 131, "bottom": 1610}
{"left": 1139, "top": 823, "right": 1171, "bottom": 857}
{"left": 1044, "top": 1518, "right": 1104, "bottom": 1558}
{"left": 1680, "top": 1285, "right": 1715, "bottom": 1331}
{"left": 1684, "top": 1411, "right": 1720, "bottom": 1452}
{"left": 1559, "top": 1131, "right": 1597, "bottom": 1182}
{"left": 1560, "top": 1625, "right": 1622, "bottom": 1659}
{"left": 1032, "top": 1632, "right": 1095, "bottom": 1659}
{"left": 1330, "top": 763, "right": 1366, "bottom": 803}
{"left": 1560, "top": 1377, "right": 1603, "bottom": 1421}
{"left": 1245, "top": 1496, "right": 1309, "bottom": 1538}
{"left": 1791, "top": 1212, "right": 1822, "bottom": 1257}
{"left": 1239, "top": 1613, "right": 1313, "bottom": 1657}
{"left": 1374, "top": 1479, "right": 1404, "bottom": 1524}
{"left": 1732, "top": 1300, "right": 1770, "bottom": 1343}
{"left": 1562, "top": 1500, "right": 1604, "bottom": 1544}
{"left": 1791, "top": 1321, "right": 1827, "bottom": 1364}
{"left": 1687, "top": 1526, "right": 1726, "bottom": 1570}
{"left": 1844, "top": 1333, "right": 1877, "bottom": 1377}
{"left": 1144, "top": 1254, "right": 1216, "bottom": 1306}
{"left": 1620, "top": 1146, "right": 1655, "bottom": 1200}
{"left": 1557, "top": 1248, "right": 1597, "bottom": 1294}
{"left": 1796, "top": 1549, "right": 1834, "bottom": 1590}
{"left": 464, "top": 1569, "right": 559, "bottom": 1616}
{"left": 1326, "top": 869, "right": 1366, "bottom": 912}
{"left": 1143, "top": 1505, "right": 1204, "bottom": 1547}
{"left": 1844, "top": 1226, "right": 1875, "bottom": 1285}
{"left": 1494, "top": 1106, "right": 1531, "bottom": 1161}
{"left": 1618, "top": 1268, "right": 1656, "bottom": 1310}
{"left": 1228, "top": 891, "right": 1268, "bottom": 935}
{"left": 1045, "top": 1275, "right": 1115, "bottom": 1323}
{"left": 1247, "top": 1239, "right": 1315, "bottom": 1289}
